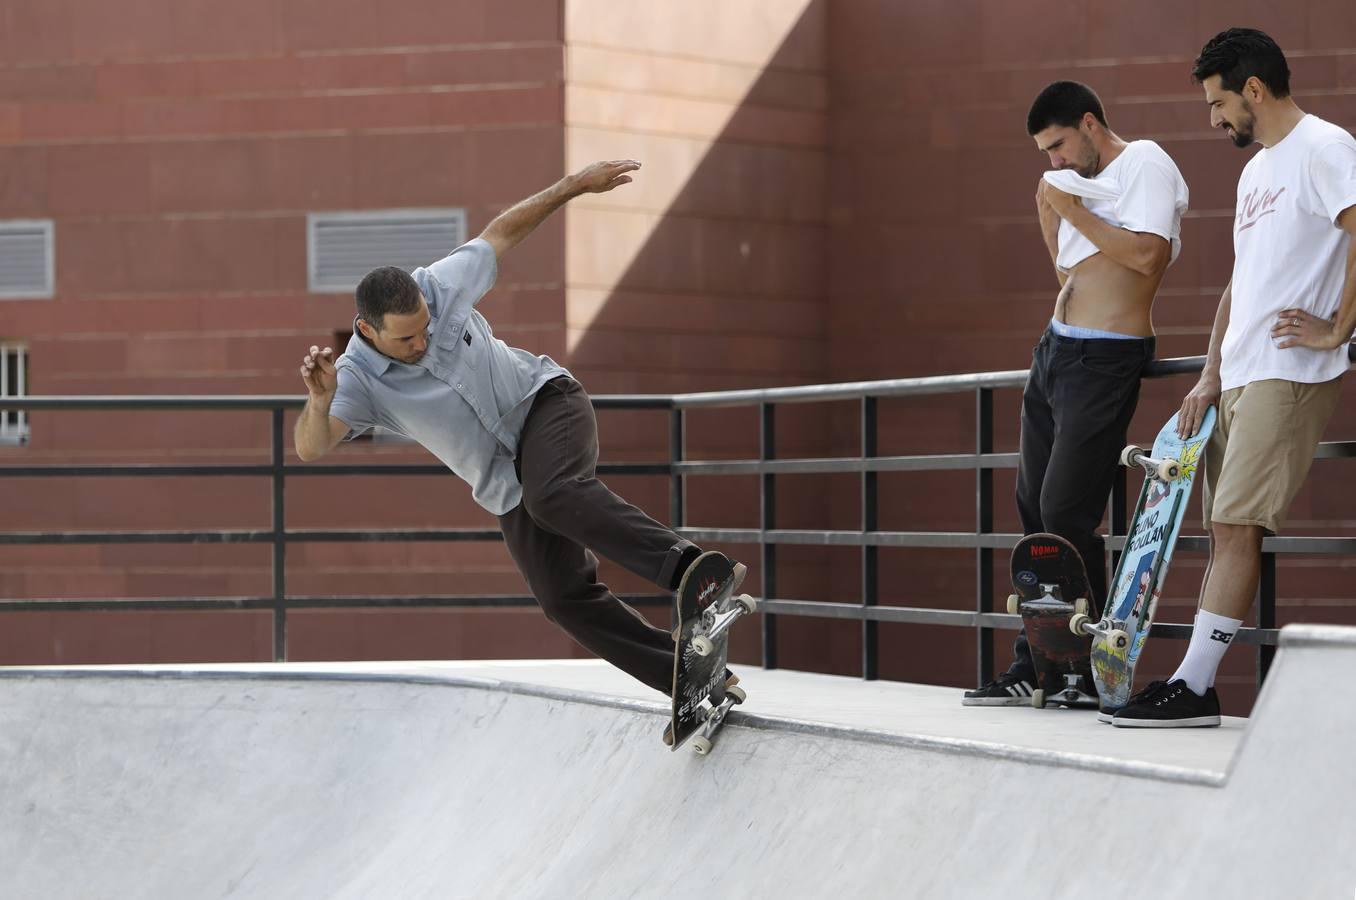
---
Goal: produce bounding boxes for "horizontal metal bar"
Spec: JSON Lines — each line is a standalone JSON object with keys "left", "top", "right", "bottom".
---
{"left": 13, "top": 349, "right": 1356, "bottom": 417}
{"left": 6, "top": 394, "right": 673, "bottom": 412}
{"left": 760, "top": 599, "right": 1021, "bottom": 629}
{"left": 677, "top": 528, "right": 1026, "bottom": 549}
{"left": 0, "top": 593, "right": 670, "bottom": 612}
{"left": 10, "top": 395, "right": 309, "bottom": 411}
{"left": 673, "top": 453, "right": 1020, "bottom": 476}
{"left": 0, "top": 462, "right": 668, "bottom": 478}
{"left": 0, "top": 531, "right": 277, "bottom": 545}
{"left": 0, "top": 529, "right": 507, "bottom": 545}
{"left": 759, "top": 599, "right": 1281, "bottom": 645}
{"left": 9, "top": 526, "right": 1348, "bottom": 555}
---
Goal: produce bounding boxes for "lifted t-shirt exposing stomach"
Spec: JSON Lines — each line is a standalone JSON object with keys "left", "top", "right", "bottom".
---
{"left": 1054, "top": 251, "right": 1162, "bottom": 338}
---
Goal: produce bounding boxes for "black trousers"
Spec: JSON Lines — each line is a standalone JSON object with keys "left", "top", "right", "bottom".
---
{"left": 497, "top": 376, "right": 695, "bottom": 695}
{"left": 1004, "top": 327, "right": 1154, "bottom": 679}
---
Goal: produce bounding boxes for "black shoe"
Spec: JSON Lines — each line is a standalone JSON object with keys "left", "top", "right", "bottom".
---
{"left": 962, "top": 671, "right": 1037, "bottom": 707}
{"left": 1111, "top": 679, "right": 1221, "bottom": 728}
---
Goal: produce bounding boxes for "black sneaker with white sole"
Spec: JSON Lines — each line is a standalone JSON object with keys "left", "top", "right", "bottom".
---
{"left": 1111, "top": 678, "right": 1221, "bottom": 728}
{"left": 962, "top": 672, "right": 1037, "bottom": 707}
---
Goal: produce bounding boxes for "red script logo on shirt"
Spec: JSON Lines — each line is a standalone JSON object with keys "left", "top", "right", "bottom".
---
{"left": 1237, "top": 186, "right": 1286, "bottom": 233}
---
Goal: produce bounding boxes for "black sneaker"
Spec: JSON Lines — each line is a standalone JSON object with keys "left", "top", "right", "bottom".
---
{"left": 962, "top": 672, "right": 1037, "bottom": 707}
{"left": 1111, "top": 679, "right": 1221, "bottom": 728}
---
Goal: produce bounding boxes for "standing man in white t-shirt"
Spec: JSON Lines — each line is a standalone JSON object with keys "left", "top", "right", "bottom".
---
{"left": 1114, "top": 28, "right": 1356, "bottom": 727}
{"left": 963, "top": 82, "right": 1190, "bottom": 706}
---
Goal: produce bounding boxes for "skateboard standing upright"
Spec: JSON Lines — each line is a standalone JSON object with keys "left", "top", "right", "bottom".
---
{"left": 1070, "top": 408, "right": 1216, "bottom": 717}
{"left": 669, "top": 550, "right": 758, "bottom": 754}
{"left": 1006, "top": 533, "right": 1099, "bottom": 708}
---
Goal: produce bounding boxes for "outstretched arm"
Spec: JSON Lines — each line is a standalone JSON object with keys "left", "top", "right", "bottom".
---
{"left": 479, "top": 160, "right": 641, "bottom": 259}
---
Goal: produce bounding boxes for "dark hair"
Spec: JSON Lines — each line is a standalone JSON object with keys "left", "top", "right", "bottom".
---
{"left": 1191, "top": 28, "right": 1290, "bottom": 98}
{"left": 1026, "top": 81, "right": 1107, "bottom": 135}
{"left": 355, "top": 266, "right": 421, "bottom": 331}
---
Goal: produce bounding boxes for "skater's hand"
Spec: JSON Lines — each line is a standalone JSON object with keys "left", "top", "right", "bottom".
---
{"left": 300, "top": 345, "right": 338, "bottom": 399}
{"left": 1272, "top": 307, "right": 1344, "bottom": 351}
{"left": 1177, "top": 370, "right": 1219, "bottom": 439}
{"left": 570, "top": 160, "right": 641, "bottom": 195}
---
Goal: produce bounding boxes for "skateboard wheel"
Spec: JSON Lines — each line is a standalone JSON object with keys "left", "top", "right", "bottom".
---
{"left": 1031, "top": 689, "right": 1045, "bottom": 709}
{"left": 1158, "top": 458, "right": 1181, "bottom": 481}
{"left": 1006, "top": 594, "right": 1019, "bottom": 615}
{"left": 1108, "top": 629, "right": 1130, "bottom": 651}
{"left": 692, "top": 736, "right": 713, "bottom": 756}
{"left": 1074, "top": 598, "right": 1088, "bottom": 617}
{"left": 692, "top": 635, "right": 715, "bottom": 657}
{"left": 1120, "top": 445, "right": 1143, "bottom": 467}
{"left": 726, "top": 685, "right": 747, "bottom": 704}
{"left": 735, "top": 594, "right": 758, "bottom": 615}
{"left": 1069, "top": 613, "right": 1090, "bottom": 636}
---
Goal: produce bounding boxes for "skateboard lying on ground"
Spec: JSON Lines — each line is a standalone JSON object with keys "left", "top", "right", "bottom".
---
{"left": 1006, "top": 533, "right": 1099, "bottom": 708}
{"left": 669, "top": 550, "right": 758, "bottom": 755}
{"left": 1070, "top": 407, "right": 1216, "bottom": 717}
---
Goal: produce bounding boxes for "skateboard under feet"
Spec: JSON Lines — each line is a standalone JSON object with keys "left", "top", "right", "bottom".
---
{"left": 669, "top": 550, "right": 758, "bottom": 754}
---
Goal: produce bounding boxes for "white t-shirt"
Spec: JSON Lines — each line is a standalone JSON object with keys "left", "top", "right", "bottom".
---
{"left": 1221, "top": 114, "right": 1356, "bottom": 391}
{"left": 1043, "top": 140, "right": 1190, "bottom": 273}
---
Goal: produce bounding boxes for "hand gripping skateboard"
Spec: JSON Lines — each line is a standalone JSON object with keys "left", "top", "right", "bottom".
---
{"left": 669, "top": 550, "right": 758, "bottom": 754}
{"left": 1069, "top": 408, "right": 1216, "bottom": 716}
{"left": 1006, "top": 533, "right": 1099, "bottom": 708}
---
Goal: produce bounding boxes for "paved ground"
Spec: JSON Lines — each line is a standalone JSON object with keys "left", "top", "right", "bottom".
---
{"left": 0, "top": 626, "right": 1351, "bottom": 898}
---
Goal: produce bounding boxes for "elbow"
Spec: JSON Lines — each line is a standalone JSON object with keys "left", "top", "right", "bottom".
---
{"left": 1134, "top": 245, "right": 1171, "bottom": 279}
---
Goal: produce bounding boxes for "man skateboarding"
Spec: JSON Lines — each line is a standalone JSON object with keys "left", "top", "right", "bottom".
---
{"left": 1114, "top": 29, "right": 1356, "bottom": 726}
{"left": 294, "top": 160, "right": 743, "bottom": 718}
{"left": 964, "top": 80, "right": 1190, "bottom": 706}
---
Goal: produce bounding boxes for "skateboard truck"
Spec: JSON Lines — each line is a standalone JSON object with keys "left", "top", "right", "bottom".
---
{"left": 1033, "top": 673, "right": 1099, "bottom": 709}
{"left": 690, "top": 684, "right": 747, "bottom": 756}
{"left": 1120, "top": 445, "right": 1182, "bottom": 482}
{"left": 692, "top": 594, "right": 759, "bottom": 657}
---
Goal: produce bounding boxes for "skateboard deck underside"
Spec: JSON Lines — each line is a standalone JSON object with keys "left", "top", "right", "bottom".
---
{"left": 670, "top": 552, "right": 735, "bottom": 748}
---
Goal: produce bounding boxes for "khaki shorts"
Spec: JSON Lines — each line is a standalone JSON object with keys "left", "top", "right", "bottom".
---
{"left": 1202, "top": 377, "right": 1342, "bottom": 534}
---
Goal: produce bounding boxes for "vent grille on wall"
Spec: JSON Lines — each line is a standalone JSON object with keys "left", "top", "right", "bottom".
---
{"left": 0, "top": 221, "right": 54, "bottom": 299}
{"left": 308, "top": 209, "right": 467, "bottom": 293}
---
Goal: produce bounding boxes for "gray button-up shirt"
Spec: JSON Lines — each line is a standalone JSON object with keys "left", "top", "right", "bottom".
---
{"left": 330, "top": 239, "right": 569, "bottom": 514}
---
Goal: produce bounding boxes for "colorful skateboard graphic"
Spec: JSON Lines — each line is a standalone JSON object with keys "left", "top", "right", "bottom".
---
{"left": 1070, "top": 408, "right": 1216, "bottom": 713}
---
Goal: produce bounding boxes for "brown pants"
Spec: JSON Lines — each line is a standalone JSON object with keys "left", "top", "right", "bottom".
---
{"left": 497, "top": 376, "right": 694, "bottom": 695}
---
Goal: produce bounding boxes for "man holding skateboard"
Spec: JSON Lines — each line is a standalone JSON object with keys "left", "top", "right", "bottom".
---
{"left": 1115, "top": 29, "right": 1356, "bottom": 726}
{"left": 293, "top": 160, "right": 742, "bottom": 721}
{"left": 965, "top": 81, "right": 1190, "bottom": 706}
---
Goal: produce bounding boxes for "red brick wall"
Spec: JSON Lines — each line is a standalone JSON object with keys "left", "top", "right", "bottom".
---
{"left": 0, "top": 0, "right": 575, "bottom": 662}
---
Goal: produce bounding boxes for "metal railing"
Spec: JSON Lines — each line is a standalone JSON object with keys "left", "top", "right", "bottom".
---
{"left": 5, "top": 350, "right": 1355, "bottom": 688}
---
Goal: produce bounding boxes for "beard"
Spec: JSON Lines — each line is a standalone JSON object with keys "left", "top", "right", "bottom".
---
{"left": 1223, "top": 101, "right": 1256, "bottom": 148}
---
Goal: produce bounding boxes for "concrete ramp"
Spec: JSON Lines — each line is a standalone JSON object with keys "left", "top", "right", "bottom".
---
{"left": 1, "top": 625, "right": 1353, "bottom": 898}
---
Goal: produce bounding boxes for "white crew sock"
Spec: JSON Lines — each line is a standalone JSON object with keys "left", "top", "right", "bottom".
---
{"left": 1170, "top": 610, "right": 1243, "bottom": 695}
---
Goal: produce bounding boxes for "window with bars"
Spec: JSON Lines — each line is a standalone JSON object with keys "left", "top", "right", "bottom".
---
{"left": 0, "top": 343, "right": 29, "bottom": 446}
{"left": 307, "top": 209, "right": 466, "bottom": 293}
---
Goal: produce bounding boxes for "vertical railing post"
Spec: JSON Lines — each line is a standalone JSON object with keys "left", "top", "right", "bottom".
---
{"left": 271, "top": 407, "right": 287, "bottom": 662}
{"left": 975, "top": 388, "right": 994, "bottom": 687}
{"left": 1258, "top": 549, "right": 1276, "bottom": 688}
{"left": 862, "top": 397, "right": 879, "bottom": 680}
{"left": 1110, "top": 464, "right": 1128, "bottom": 603}
{"left": 669, "top": 405, "right": 685, "bottom": 633}
{"left": 760, "top": 402, "right": 778, "bottom": 670}
{"left": 669, "top": 405, "right": 685, "bottom": 539}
